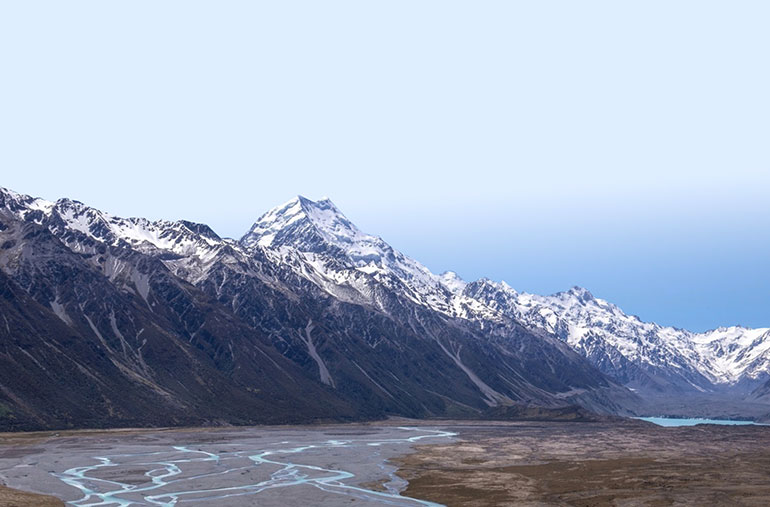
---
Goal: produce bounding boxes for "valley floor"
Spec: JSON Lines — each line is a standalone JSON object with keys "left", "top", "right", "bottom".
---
{"left": 395, "top": 420, "right": 770, "bottom": 506}
{"left": 0, "top": 421, "right": 454, "bottom": 506}
{"left": 0, "top": 484, "right": 64, "bottom": 506}
{"left": 2, "top": 419, "right": 770, "bottom": 506}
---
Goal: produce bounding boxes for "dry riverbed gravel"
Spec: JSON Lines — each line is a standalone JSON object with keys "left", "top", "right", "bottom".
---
{"left": 3, "top": 420, "right": 770, "bottom": 506}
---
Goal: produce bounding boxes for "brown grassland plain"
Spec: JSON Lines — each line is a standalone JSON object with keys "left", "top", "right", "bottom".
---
{"left": 392, "top": 420, "right": 770, "bottom": 506}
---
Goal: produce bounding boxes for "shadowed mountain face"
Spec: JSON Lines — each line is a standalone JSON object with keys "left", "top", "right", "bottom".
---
{"left": 235, "top": 196, "right": 770, "bottom": 417}
{"left": 0, "top": 209, "right": 359, "bottom": 430}
{"left": 0, "top": 188, "right": 639, "bottom": 430}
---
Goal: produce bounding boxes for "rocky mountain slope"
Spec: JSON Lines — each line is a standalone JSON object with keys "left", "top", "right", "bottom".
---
{"left": 0, "top": 188, "right": 638, "bottom": 430}
{"left": 458, "top": 282, "right": 770, "bottom": 394}
{"left": 242, "top": 195, "right": 770, "bottom": 399}
{"left": 0, "top": 191, "right": 362, "bottom": 430}
{"left": 1, "top": 187, "right": 767, "bottom": 428}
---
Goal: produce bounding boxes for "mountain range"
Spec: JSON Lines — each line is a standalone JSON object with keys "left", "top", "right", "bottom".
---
{"left": 0, "top": 186, "right": 767, "bottom": 430}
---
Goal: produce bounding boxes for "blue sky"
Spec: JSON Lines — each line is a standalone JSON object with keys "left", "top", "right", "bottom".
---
{"left": 1, "top": 1, "right": 768, "bottom": 331}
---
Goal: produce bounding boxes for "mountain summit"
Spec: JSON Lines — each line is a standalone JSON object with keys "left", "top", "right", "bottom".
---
{"left": 243, "top": 195, "right": 428, "bottom": 275}
{"left": 241, "top": 196, "right": 453, "bottom": 312}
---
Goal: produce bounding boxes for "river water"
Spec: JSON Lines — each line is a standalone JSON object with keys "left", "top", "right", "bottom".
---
{"left": 0, "top": 425, "right": 456, "bottom": 506}
{"left": 636, "top": 417, "right": 766, "bottom": 427}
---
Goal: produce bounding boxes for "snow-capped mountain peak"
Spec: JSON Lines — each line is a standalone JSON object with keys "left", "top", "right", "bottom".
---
{"left": 51, "top": 199, "right": 221, "bottom": 255}
{"left": 0, "top": 186, "right": 55, "bottom": 218}
{"left": 240, "top": 196, "right": 455, "bottom": 311}
{"left": 439, "top": 271, "right": 467, "bottom": 294}
{"left": 0, "top": 187, "right": 222, "bottom": 260}
{"left": 241, "top": 196, "right": 356, "bottom": 249}
{"left": 560, "top": 286, "right": 595, "bottom": 302}
{"left": 243, "top": 195, "right": 388, "bottom": 257}
{"left": 490, "top": 284, "right": 770, "bottom": 388}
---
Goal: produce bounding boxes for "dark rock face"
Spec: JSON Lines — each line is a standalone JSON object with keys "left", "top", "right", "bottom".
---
{"left": 0, "top": 188, "right": 639, "bottom": 430}
{"left": 0, "top": 206, "right": 356, "bottom": 430}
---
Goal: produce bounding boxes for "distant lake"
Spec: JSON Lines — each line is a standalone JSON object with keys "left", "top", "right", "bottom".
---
{"left": 636, "top": 417, "right": 766, "bottom": 427}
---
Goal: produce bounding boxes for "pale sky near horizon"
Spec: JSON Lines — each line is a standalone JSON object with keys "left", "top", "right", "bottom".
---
{"left": 1, "top": 1, "right": 768, "bottom": 331}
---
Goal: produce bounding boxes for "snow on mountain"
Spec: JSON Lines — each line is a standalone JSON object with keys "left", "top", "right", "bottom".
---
{"left": 1, "top": 188, "right": 221, "bottom": 256}
{"left": 439, "top": 271, "right": 467, "bottom": 293}
{"left": 0, "top": 187, "right": 228, "bottom": 287}
{"left": 240, "top": 194, "right": 770, "bottom": 390}
{"left": 241, "top": 196, "right": 459, "bottom": 312}
{"left": 243, "top": 196, "right": 431, "bottom": 280}
{"left": 461, "top": 279, "right": 770, "bottom": 388}
{"left": 692, "top": 327, "right": 770, "bottom": 384}
{"left": 4, "top": 187, "right": 768, "bottom": 392}
{"left": 4, "top": 187, "right": 642, "bottom": 424}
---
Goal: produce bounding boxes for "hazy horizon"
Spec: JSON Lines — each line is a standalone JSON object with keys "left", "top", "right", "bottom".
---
{"left": 2, "top": 1, "right": 768, "bottom": 332}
